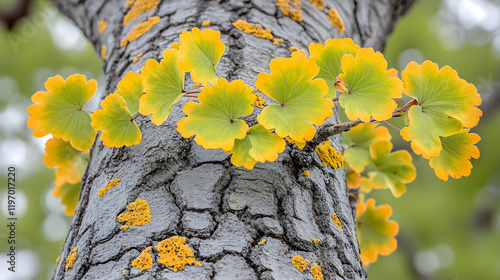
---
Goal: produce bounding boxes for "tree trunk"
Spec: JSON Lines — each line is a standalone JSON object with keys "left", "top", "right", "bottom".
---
{"left": 50, "top": 1, "right": 414, "bottom": 279}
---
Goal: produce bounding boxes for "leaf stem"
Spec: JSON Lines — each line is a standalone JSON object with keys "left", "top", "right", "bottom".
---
{"left": 131, "top": 112, "right": 140, "bottom": 122}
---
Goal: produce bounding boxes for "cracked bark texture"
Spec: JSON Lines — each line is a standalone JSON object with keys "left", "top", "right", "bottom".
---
{"left": 50, "top": 0, "right": 415, "bottom": 279}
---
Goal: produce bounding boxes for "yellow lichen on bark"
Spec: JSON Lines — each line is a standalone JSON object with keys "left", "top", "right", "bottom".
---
{"left": 193, "top": 83, "right": 201, "bottom": 89}
{"left": 98, "top": 178, "right": 121, "bottom": 198}
{"left": 133, "top": 52, "right": 143, "bottom": 63}
{"left": 117, "top": 198, "right": 152, "bottom": 230}
{"left": 258, "top": 239, "right": 267, "bottom": 245}
{"left": 125, "top": 0, "right": 136, "bottom": 9}
{"left": 332, "top": 213, "right": 343, "bottom": 231}
{"left": 56, "top": 255, "right": 60, "bottom": 263}
{"left": 233, "top": 19, "right": 273, "bottom": 40}
{"left": 123, "top": 0, "right": 160, "bottom": 25}
{"left": 120, "top": 17, "right": 160, "bottom": 47}
{"left": 289, "top": 46, "right": 306, "bottom": 56}
{"left": 327, "top": 8, "right": 344, "bottom": 34}
{"left": 202, "top": 20, "right": 210, "bottom": 27}
{"left": 310, "top": 263, "right": 324, "bottom": 280}
{"left": 309, "top": 0, "right": 326, "bottom": 10}
{"left": 303, "top": 170, "right": 310, "bottom": 176}
{"left": 65, "top": 247, "right": 77, "bottom": 270}
{"left": 315, "top": 141, "right": 344, "bottom": 169}
{"left": 311, "top": 238, "right": 321, "bottom": 246}
{"left": 98, "top": 19, "right": 108, "bottom": 33}
{"left": 276, "top": 0, "right": 303, "bottom": 21}
{"left": 101, "top": 45, "right": 107, "bottom": 61}
{"left": 131, "top": 247, "right": 153, "bottom": 270}
{"left": 156, "top": 236, "right": 201, "bottom": 272}
{"left": 252, "top": 91, "right": 266, "bottom": 108}
{"left": 273, "top": 38, "right": 284, "bottom": 45}
{"left": 291, "top": 255, "right": 310, "bottom": 272}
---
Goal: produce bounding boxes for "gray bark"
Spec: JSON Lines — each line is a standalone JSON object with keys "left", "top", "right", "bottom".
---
{"left": 50, "top": 0, "right": 415, "bottom": 279}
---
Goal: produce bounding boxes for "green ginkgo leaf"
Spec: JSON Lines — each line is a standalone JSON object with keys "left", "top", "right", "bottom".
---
{"left": 140, "top": 48, "right": 185, "bottom": 126}
{"left": 27, "top": 74, "right": 97, "bottom": 151}
{"left": 429, "top": 129, "right": 480, "bottom": 181}
{"left": 256, "top": 53, "right": 334, "bottom": 143}
{"left": 44, "top": 137, "right": 88, "bottom": 185}
{"left": 177, "top": 78, "right": 254, "bottom": 150}
{"left": 308, "top": 38, "right": 360, "bottom": 97}
{"left": 115, "top": 71, "right": 143, "bottom": 114}
{"left": 400, "top": 61, "right": 482, "bottom": 159}
{"left": 53, "top": 179, "right": 81, "bottom": 216}
{"left": 338, "top": 48, "right": 403, "bottom": 123}
{"left": 91, "top": 93, "right": 142, "bottom": 148}
{"left": 360, "top": 140, "right": 416, "bottom": 198}
{"left": 178, "top": 27, "right": 225, "bottom": 86}
{"left": 227, "top": 124, "right": 286, "bottom": 169}
{"left": 343, "top": 123, "right": 391, "bottom": 173}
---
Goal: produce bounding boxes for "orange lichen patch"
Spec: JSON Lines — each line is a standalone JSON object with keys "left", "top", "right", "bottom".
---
{"left": 332, "top": 213, "right": 343, "bottom": 231}
{"left": 251, "top": 91, "right": 265, "bottom": 108}
{"left": 65, "top": 247, "right": 77, "bottom": 270}
{"left": 117, "top": 198, "right": 152, "bottom": 230}
{"left": 258, "top": 239, "right": 267, "bottom": 245}
{"left": 156, "top": 236, "right": 201, "bottom": 272}
{"left": 122, "top": 269, "right": 127, "bottom": 274}
{"left": 101, "top": 45, "right": 107, "bottom": 60}
{"left": 273, "top": 38, "right": 284, "bottom": 45}
{"left": 125, "top": 0, "right": 136, "bottom": 9}
{"left": 277, "top": 0, "right": 303, "bottom": 21}
{"left": 202, "top": 20, "right": 210, "bottom": 27}
{"left": 131, "top": 246, "right": 153, "bottom": 270}
{"left": 98, "top": 178, "right": 121, "bottom": 198}
{"left": 315, "top": 141, "right": 344, "bottom": 169}
{"left": 98, "top": 19, "right": 108, "bottom": 33}
{"left": 310, "top": 263, "right": 324, "bottom": 280}
{"left": 120, "top": 16, "right": 160, "bottom": 47}
{"left": 233, "top": 19, "right": 273, "bottom": 40}
{"left": 309, "top": 0, "right": 326, "bottom": 10}
{"left": 56, "top": 255, "right": 60, "bottom": 263}
{"left": 133, "top": 52, "right": 143, "bottom": 63}
{"left": 303, "top": 170, "right": 310, "bottom": 176}
{"left": 311, "top": 238, "right": 321, "bottom": 247}
{"left": 193, "top": 83, "right": 201, "bottom": 89}
{"left": 291, "top": 255, "right": 309, "bottom": 272}
{"left": 123, "top": 0, "right": 160, "bottom": 25}
{"left": 289, "top": 46, "right": 306, "bottom": 56}
{"left": 327, "top": 8, "right": 344, "bottom": 34}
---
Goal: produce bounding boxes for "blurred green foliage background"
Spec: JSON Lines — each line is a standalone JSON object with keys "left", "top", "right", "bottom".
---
{"left": 0, "top": 0, "right": 499, "bottom": 279}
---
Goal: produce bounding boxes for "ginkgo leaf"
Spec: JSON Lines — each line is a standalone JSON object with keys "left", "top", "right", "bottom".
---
{"left": 91, "top": 93, "right": 142, "bottom": 148}
{"left": 344, "top": 123, "right": 391, "bottom": 173}
{"left": 429, "top": 129, "right": 480, "bottom": 181}
{"left": 115, "top": 71, "right": 143, "bottom": 114}
{"left": 53, "top": 179, "right": 81, "bottom": 216}
{"left": 227, "top": 124, "right": 286, "bottom": 169}
{"left": 256, "top": 53, "right": 333, "bottom": 143}
{"left": 400, "top": 61, "right": 482, "bottom": 159}
{"left": 338, "top": 48, "right": 403, "bottom": 122}
{"left": 44, "top": 138, "right": 88, "bottom": 184}
{"left": 178, "top": 27, "right": 225, "bottom": 86}
{"left": 27, "top": 74, "right": 97, "bottom": 151}
{"left": 140, "top": 48, "right": 185, "bottom": 125}
{"left": 360, "top": 140, "right": 415, "bottom": 198}
{"left": 177, "top": 78, "right": 254, "bottom": 150}
{"left": 356, "top": 195, "right": 399, "bottom": 266}
{"left": 308, "top": 38, "right": 360, "bottom": 97}
{"left": 346, "top": 169, "right": 361, "bottom": 189}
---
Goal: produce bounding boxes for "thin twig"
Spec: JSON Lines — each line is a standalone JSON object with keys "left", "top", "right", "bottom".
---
{"left": 383, "top": 120, "right": 401, "bottom": 132}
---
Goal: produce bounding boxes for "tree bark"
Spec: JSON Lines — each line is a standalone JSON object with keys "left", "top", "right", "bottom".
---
{"left": 50, "top": 1, "right": 415, "bottom": 279}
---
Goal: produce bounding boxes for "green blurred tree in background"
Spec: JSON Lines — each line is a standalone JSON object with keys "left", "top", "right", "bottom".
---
{"left": 0, "top": 0, "right": 499, "bottom": 279}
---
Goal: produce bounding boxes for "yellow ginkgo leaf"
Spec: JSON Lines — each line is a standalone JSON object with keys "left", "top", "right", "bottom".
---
{"left": 44, "top": 138, "right": 88, "bottom": 184}
{"left": 256, "top": 53, "right": 334, "bottom": 143}
{"left": 91, "top": 93, "right": 142, "bottom": 148}
{"left": 338, "top": 48, "right": 403, "bottom": 122}
{"left": 429, "top": 129, "right": 480, "bottom": 181}
{"left": 356, "top": 195, "right": 398, "bottom": 266}
{"left": 115, "top": 71, "right": 143, "bottom": 114}
{"left": 27, "top": 74, "right": 97, "bottom": 151}
{"left": 178, "top": 27, "right": 225, "bottom": 86}
{"left": 53, "top": 179, "right": 81, "bottom": 216}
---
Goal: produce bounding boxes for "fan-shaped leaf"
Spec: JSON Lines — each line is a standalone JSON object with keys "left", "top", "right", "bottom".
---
{"left": 91, "top": 93, "right": 142, "bottom": 148}
{"left": 338, "top": 48, "right": 403, "bottom": 122}
{"left": 360, "top": 140, "right": 415, "bottom": 197}
{"left": 27, "top": 74, "right": 97, "bottom": 151}
{"left": 227, "top": 124, "right": 286, "bottom": 169}
{"left": 53, "top": 180, "right": 81, "bottom": 216}
{"left": 44, "top": 138, "right": 88, "bottom": 184}
{"left": 344, "top": 123, "right": 391, "bottom": 173}
{"left": 346, "top": 169, "right": 361, "bottom": 189}
{"left": 115, "top": 71, "right": 143, "bottom": 114}
{"left": 308, "top": 38, "right": 360, "bottom": 97}
{"left": 356, "top": 195, "right": 398, "bottom": 266}
{"left": 400, "top": 61, "right": 482, "bottom": 159}
{"left": 256, "top": 53, "right": 333, "bottom": 143}
{"left": 178, "top": 27, "right": 225, "bottom": 86}
{"left": 429, "top": 129, "right": 480, "bottom": 181}
{"left": 177, "top": 78, "right": 254, "bottom": 150}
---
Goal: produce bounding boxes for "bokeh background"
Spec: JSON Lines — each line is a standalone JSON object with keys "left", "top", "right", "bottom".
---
{"left": 0, "top": 0, "right": 499, "bottom": 279}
